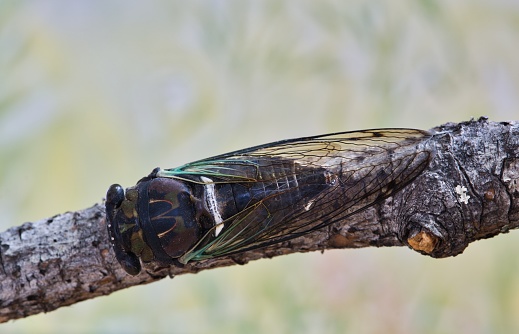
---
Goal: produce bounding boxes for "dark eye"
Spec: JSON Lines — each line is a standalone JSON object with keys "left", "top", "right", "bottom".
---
{"left": 106, "top": 184, "right": 124, "bottom": 218}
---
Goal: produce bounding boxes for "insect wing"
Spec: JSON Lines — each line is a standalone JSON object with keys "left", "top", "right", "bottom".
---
{"left": 158, "top": 129, "right": 433, "bottom": 262}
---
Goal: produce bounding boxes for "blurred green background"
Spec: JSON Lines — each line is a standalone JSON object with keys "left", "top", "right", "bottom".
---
{"left": 2, "top": 1, "right": 519, "bottom": 333}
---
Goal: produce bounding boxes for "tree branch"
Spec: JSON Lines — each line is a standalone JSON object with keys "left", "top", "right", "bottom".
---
{"left": 1, "top": 118, "right": 518, "bottom": 322}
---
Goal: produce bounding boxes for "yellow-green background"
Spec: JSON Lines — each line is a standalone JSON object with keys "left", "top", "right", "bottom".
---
{"left": 2, "top": 1, "right": 519, "bottom": 333}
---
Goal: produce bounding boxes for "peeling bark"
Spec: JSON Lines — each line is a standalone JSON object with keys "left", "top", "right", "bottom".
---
{"left": 1, "top": 118, "right": 518, "bottom": 322}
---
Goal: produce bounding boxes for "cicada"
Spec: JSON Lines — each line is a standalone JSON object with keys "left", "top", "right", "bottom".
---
{"left": 106, "top": 129, "right": 433, "bottom": 275}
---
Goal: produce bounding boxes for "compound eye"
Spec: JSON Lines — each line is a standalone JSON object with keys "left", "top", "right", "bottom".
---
{"left": 116, "top": 251, "right": 141, "bottom": 276}
{"left": 106, "top": 184, "right": 125, "bottom": 218}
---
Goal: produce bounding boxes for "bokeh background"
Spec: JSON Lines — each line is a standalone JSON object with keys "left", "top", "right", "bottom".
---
{"left": 2, "top": 1, "right": 519, "bottom": 333}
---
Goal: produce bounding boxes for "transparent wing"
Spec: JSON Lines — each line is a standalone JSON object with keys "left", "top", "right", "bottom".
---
{"left": 157, "top": 129, "right": 433, "bottom": 262}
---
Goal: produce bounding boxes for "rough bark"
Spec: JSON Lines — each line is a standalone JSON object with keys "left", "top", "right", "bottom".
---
{"left": 1, "top": 118, "right": 518, "bottom": 322}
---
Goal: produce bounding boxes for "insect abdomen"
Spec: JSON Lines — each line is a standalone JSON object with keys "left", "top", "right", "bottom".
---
{"left": 210, "top": 159, "right": 331, "bottom": 226}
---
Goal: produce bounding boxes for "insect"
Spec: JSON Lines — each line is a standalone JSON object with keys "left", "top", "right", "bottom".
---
{"left": 106, "top": 129, "right": 433, "bottom": 275}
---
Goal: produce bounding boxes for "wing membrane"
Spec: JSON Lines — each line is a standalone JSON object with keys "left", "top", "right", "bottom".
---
{"left": 158, "top": 129, "right": 433, "bottom": 262}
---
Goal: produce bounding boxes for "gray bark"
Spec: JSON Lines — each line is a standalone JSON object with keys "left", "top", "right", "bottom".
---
{"left": 1, "top": 118, "right": 518, "bottom": 322}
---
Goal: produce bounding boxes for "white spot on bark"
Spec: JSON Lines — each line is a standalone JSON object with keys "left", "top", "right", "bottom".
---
{"left": 455, "top": 185, "right": 470, "bottom": 204}
{"left": 201, "top": 176, "right": 224, "bottom": 236}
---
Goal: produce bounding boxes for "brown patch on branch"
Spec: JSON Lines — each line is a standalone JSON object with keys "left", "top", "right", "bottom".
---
{"left": 407, "top": 231, "right": 439, "bottom": 254}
